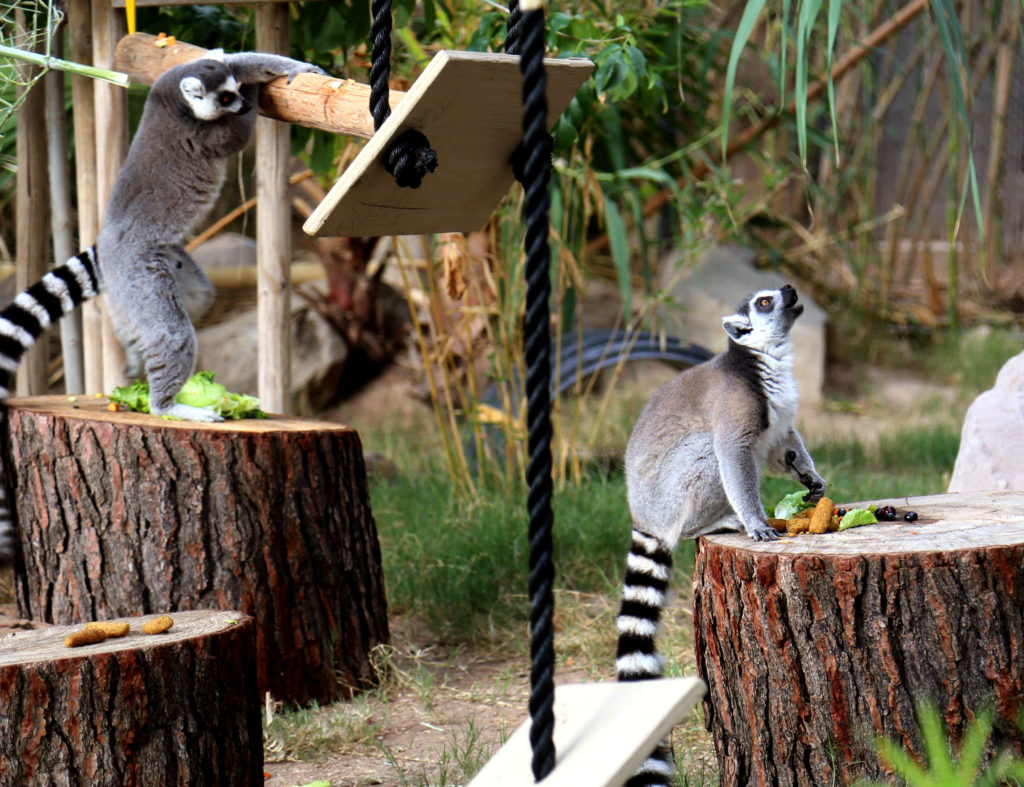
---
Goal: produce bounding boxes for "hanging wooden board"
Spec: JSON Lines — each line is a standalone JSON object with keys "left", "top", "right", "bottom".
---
{"left": 467, "top": 678, "right": 705, "bottom": 787}
{"left": 303, "top": 50, "right": 594, "bottom": 238}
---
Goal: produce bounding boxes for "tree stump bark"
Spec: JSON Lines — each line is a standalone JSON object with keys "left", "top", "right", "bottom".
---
{"left": 693, "top": 491, "right": 1024, "bottom": 786}
{"left": 0, "top": 610, "right": 261, "bottom": 786}
{"left": 3, "top": 396, "right": 390, "bottom": 706}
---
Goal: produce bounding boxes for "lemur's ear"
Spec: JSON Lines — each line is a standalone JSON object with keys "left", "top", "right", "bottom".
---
{"left": 722, "top": 314, "right": 752, "bottom": 340}
{"left": 206, "top": 48, "right": 226, "bottom": 62}
{"left": 179, "top": 77, "right": 205, "bottom": 102}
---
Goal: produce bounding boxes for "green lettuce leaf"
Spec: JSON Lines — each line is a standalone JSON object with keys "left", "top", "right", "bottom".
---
{"left": 773, "top": 491, "right": 814, "bottom": 520}
{"left": 110, "top": 371, "right": 267, "bottom": 419}
{"left": 838, "top": 508, "right": 878, "bottom": 531}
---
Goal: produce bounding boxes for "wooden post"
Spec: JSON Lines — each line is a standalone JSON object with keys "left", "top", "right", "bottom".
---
{"left": 0, "top": 610, "right": 262, "bottom": 785}
{"left": 45, "top": 36, "right": 86, "bottom": 395}
{"left": 14, "top": 11, "right": 50, "bottom": 397}
{"left": 255, "top": 4, "right": 292, "bottom": 414}
{"left": 69, "top": 0, "right": 102, "bottom": 395}
{"left": 91, "top": 0, "right": 128, "bottom": 393}
{"left": 6, "top": 396, "right": 390, "bottom": 705}
{"left": 692, "top": 491, "right": 1024, "bottom": 786}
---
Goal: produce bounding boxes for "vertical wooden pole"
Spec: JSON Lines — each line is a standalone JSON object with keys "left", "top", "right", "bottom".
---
{"left": 15, "top": 10, "right": 50, "bottom": 396}
{"left": 69, "top": 0, "right": 101, "bottom": 394}
{"left": 91, "top": 0, "right": 129, "bottom": 392}
{"left": 255, "top": 4, "right": 292, "bottom": 415}
{"left": 45, "top": 36, "right": 85, "bottom": 395}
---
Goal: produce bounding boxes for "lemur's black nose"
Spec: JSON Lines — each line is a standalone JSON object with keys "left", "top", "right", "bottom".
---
{"left": 781, "top": 284, "right": 798, "bottom": 307}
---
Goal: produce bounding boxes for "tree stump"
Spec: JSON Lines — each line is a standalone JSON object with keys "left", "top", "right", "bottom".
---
{"left": 0, "top": 610, "right": 261, "bottom": 786}
{"left": 3, "top": 396, "right": 390, "bottom": 706}
{"left": 693, "top": 491, "right": 1024, "bottom": 786}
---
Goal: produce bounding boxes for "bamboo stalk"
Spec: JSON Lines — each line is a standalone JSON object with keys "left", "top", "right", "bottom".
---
{"left": 0, "top": 43, "right": 129, "bottom": 85}
{"left": 983, "top": 41, "right": 1013, "bottom": 278}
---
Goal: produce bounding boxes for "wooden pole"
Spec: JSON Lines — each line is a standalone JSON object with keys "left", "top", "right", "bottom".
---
{"left": 114, "top": 32, "right": 404, "bottom": 137}
{"left": 14, "top": 10, "right": 50, "bottom": 396}
{"left": 255, "top": 5, "right": 292, "bottom": 415}
{"left": 45, "top": 36, "right": 85, "bottom": 395}
{"left": 91, "top": 0, "right": 128, "bottom": 393}
{"left": 68, "top": 0, "right": 103, "bottom": 395}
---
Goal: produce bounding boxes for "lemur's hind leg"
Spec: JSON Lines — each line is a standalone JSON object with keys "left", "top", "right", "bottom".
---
{"left": 105, "top": 251, "right": 222, "bottom": 422}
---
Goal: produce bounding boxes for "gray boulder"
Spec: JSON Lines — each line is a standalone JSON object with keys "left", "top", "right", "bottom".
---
{"left": 657, "top": 244, "right": 827, "bottom": 404}
{"left": 948, "top": 351, "right": 1024, "bottom": 492}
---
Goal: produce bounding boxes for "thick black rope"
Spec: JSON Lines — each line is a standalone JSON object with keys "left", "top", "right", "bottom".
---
{"left": 368, "top": 0, "right": 437, "bottom": 187}
{"left": 519, "top": 5, "right": 556, "bottom": 782}
{"left": 505, "top": 0, "right": 522, "bottom": 55}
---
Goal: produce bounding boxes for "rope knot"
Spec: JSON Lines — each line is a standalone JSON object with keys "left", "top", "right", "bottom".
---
{"left": 385, "top": 129, "right": 438, "bottom": 189}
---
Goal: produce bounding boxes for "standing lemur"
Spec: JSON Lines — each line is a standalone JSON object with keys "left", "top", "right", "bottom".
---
{"left": 0, "top": 50, "right": 325, "bottom": 562}
{"left": 616, "top": 285, "right": 826, "bottom": 786}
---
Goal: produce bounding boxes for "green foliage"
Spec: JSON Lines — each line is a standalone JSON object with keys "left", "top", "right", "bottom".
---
{"left": 862, "top": 703, "right": 1024, "bottom": 787}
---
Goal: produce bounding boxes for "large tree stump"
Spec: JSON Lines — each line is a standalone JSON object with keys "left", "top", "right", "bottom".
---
{"left": 0, "top": 610, "right": 261, "bottom": 786}
{"left": 693, "top": 491, "right": 1024, "bottom": 786}
{"left": 3, "top": 396, "right": 390, "bottom": 706}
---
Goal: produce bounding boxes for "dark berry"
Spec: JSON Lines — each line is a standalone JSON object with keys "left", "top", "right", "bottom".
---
{"left": 877, "top": 505, "right": 897, "bottom": 521}
{"left": 836, "top": 508, "right": 847, "bottom": 517}
{"left": 903, "top": 511, "right": 918, "bottom": 522}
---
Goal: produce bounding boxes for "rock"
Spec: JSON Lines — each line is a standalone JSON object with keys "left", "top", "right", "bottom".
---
{"left": 196, "top": 291, "right": 347, "bottom": 415}
{"left": 657, "top": 244, "right": 827, "bottom": 404}
{"left": 190, "top": 232, "right": 258, "bottom": 270}
{"left": 948, "top": 351, "right": 1024, "bottom": 492}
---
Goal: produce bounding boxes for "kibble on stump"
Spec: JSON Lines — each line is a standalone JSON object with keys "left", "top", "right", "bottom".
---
{"left": 0, "top": 610, "right": 261, "bottom": 786}
{"left": 692, "top": 491, "right": 1024, "bottom": 786}
{"left": 3, "top": 396, "right": 390, "bottom": 706}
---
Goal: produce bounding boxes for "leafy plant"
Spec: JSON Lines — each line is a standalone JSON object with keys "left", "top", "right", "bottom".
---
{"left": 863, "top": 703, "right": 1024, "bottom": 787}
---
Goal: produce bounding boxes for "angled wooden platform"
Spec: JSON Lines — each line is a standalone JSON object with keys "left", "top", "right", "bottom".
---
{"left": 303, "top": 50, "right": 594, "bottom": 238}
{"left": 468, "top": 678, "right": 705, "bottom": 786}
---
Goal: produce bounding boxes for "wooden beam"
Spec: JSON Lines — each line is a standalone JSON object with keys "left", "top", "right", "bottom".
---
{"left": 114, "top": 32, "right": 404, "bottom": 138}
{"left": 255, "top": 5, "right": 291, "bottom": 415}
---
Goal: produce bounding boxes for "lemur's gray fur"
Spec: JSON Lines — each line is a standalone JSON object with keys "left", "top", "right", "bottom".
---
{"left": 615, "top": 285, "right": 825, "bottom": 786}
{"left": 0, "top": 50, "right": 324, "bottom": 562}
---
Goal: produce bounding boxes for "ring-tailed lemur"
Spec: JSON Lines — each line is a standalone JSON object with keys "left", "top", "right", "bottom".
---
{"left": 616, "top": 285, "right": 826, "bottom": 785}
{"left": 0, "top": 50, "right": 325, "bottom": 563}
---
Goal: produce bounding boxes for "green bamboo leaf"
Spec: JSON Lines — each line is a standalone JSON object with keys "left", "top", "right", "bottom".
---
{"left": 825, "top": 0, "right": 842, "bottom": 163}
{"left": 779, "top": 0, "right": 791, "bottom": 107}
{"left": 722, "top": 0, "right": 767, "bottom": 160}
{"left": 795, "top": 0, "right": 823, "bottom": 165}
{"left": 602, "top": 193, "right": 632, "bottom": 319}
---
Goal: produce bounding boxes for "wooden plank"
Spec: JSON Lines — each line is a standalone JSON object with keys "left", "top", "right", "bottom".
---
{"left": 14, "top": 10, "right": 49, "bottom": 396}
{"left": 114, "top": 32, "right": 403, "bottom": 137}
{"left": 468, "top": 678, "right": 705, "bottom": 787}
{"left": 303, "top": 50, "right": 594, "bottom": 238}
{"left": 255, "top": 4, "right": 291, "bottom": 415}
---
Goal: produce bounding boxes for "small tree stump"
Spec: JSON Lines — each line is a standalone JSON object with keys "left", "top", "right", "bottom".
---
{"left": 0, "top": 610, "right": 261, "bottom": 786}
{"left": 693, "top": 491, "right": 1024, "bottom": 786}
{"left": 3, "top": 396, "right": 389, "bottom": 706}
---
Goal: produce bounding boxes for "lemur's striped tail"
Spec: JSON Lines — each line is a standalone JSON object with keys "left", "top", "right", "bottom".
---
{"left": 0, "top": 248, "right": 100, "bottom": 397}
{"left": 616, "top": 527, "right": 675, "bottom": 787}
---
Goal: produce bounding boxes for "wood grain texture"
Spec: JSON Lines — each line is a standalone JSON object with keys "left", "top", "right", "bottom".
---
{"left": 0, "top": 610, "right": 261, "bottom": 786}
{"left": 5, "top": 397, "right": 390, "bottom": 705}
{"left": 692, "top": 491, "right": 1024, "bottom": 786}
{"left": 114, "top": 32, "right": 403, "bottom": 137}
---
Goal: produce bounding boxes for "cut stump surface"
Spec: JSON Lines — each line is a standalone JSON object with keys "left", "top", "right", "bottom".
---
{"left": 0, "top": 610, "right": 261, "bottom": 786}
{"left": 693, "top": 491, "right": 1024, "bottom": 786}
{"left": 3, "top": 396, "right": 389, "bottom": 706}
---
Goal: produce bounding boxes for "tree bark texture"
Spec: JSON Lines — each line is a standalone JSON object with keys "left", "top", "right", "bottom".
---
{"left": 692, "top": 491, "right": 1024, "bottom": 786}
{"left": 0, "top": 610, "right": 261, "bottom": 786}
{"left": 5, "top": 397, "right": 390, "bottom": 706}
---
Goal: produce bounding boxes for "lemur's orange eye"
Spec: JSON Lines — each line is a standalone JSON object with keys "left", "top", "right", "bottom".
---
{"left": 758, "top": 297, "right": 772, "bottom": 308}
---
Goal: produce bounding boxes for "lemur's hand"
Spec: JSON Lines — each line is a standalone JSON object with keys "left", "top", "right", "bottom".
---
{"left": 785, "top": 449, "right": 826, "bottom": 503}
{"left": 745, "top": 518, "right": 780, "bottom": 542}
{"left": 283, "top": 62, "right": 327, "bottom": 84}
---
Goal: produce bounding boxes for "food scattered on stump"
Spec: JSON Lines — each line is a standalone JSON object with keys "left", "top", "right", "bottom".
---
{"left": 85, "top": 621, "right": 130, "bottom": 638}
{"left": 143, "top": 615, "right": 174, "bottom": 635}
{"left": 769, "top": 492, "right": 920, "bottom": 537}
{"left": 64, "top": 615, "right": 175, "bottom": 647}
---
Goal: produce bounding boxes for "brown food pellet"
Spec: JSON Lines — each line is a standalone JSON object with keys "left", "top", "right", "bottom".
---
{"left": 65, "top": 628, "right": 107, "bottom": 647}
{"left": 787, "top": 517, "right": 809, "bottom": 535}
{"left": 808, "top": 497, "right": 835, "bottom": 534}
{"left": 85, "top": 621, "right": 130, "bottom": 638}
{"left": 768, "top": 518, "right": 790, "bottom": 532}
{"left": 143, "top": 615, "right": 173, "bottom": 634}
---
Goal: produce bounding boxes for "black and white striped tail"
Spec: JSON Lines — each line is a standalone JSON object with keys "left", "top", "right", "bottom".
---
{"left": 617, "top": 528, "right": 675, "bottom": 787}
{"left": 0, "top": 248, "right": 100, "bottom": 398}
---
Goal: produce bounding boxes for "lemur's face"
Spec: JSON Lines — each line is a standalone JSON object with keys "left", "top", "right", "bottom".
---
{"left": 722, "top": 284, "right": 803, "bottom": 351}
{"left": 178, "top": 61, "right": 251, "bottom": 121}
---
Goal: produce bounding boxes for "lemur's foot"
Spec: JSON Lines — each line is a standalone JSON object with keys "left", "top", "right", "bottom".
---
{"left": 746, "top": 520, "right": 780, "bottom": 542}
{"left": 153, "top": 403, "right": 224, "bottom": 422}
